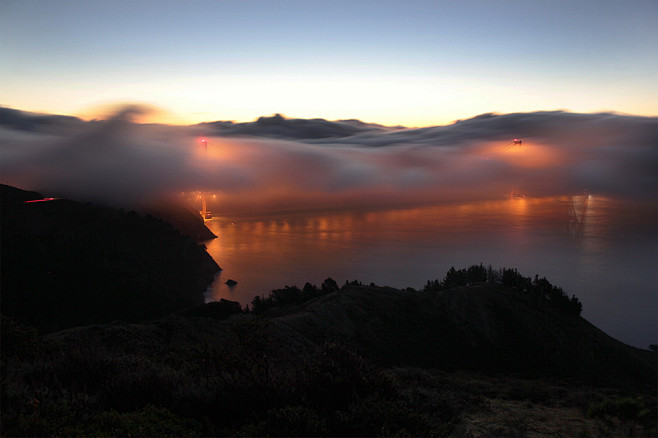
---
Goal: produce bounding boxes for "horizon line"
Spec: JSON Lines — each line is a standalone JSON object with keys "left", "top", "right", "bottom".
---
{"left": 1, "top": 104, "right": 655, "bottom": 130}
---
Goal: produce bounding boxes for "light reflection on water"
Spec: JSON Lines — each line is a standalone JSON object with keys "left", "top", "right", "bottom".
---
{"left": 203, "top": 196, "right": 656, "bottom": 348}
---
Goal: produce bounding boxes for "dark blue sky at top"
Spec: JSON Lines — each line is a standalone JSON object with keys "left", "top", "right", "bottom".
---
{"left": 1, "top": 0, "right": 656, "bottom": 125}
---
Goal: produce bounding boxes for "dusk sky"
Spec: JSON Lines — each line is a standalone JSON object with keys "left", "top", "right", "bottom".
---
{"left": 1, "top": 0, "right": 656, "bottom": 126}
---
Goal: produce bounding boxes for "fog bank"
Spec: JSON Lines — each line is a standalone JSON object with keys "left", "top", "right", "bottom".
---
{"left": 1, "top": 106, "right": 655, "bottom": 214}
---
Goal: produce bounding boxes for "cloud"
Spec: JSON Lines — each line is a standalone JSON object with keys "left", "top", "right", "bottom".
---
{"left": 1, "top": 106, "right": 655, "bottom": 215}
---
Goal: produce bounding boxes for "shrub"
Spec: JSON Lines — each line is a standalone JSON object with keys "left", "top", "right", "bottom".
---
{"left": 102, "top": 357, "right": 179, "bottom": 412}
{"left": 0, "top": 315, "right": 40, "bottom": 361}
{"left": 504, "top": 381, "right": 552, "bottom": 404}
{"left": 251, "top": 278, "right": 341, "bottom": 313}
{"left": 335, "top": 397, "right": 437, "bottom": 437}
{"left": 251, "top": 405, "right": 328, "bottom": 437}
{"left": 271, "top": 285, "right": 302, "bottom": 306}
{"left": 89, "top": 405, "right": 202, "bottom": 437}
{"left": 587, "top": 396, "right": 656, "bottom": 430}
{"left": 182, "top": 299, "right": 242, "bottom": 319}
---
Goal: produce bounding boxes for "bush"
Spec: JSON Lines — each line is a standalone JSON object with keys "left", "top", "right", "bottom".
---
{"left": 0, "top": 315, "right": 40, "bottom": 361}
{"left": 251, "top": 405, "right": 328, "bottom": 437}
{"left": 335, "top": 397, "right": 437, "bottom": 437}
{"left": 251, "top": 277, "right": 341, "bottom": 313}
{"left": 102, "top": 358, "right": 179, "bottom": 412}
{"left": 182, "top": 298, "right": 243, "bottom": 319}
{"left": 504, "top": 381, "right": 552, "bottom": 404}
{"left": 587, "top": 396, "right": 656, "bottom": 430}
{"left": 90, "top": 405, "right": 202, "bottom": 437}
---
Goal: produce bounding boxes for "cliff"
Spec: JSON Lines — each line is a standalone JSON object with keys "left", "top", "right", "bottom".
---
{"left": 0, "top": 184, "right": 220, "bottom": 333}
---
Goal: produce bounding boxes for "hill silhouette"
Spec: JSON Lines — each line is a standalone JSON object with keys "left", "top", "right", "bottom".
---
{"left": 263, "top": 283, "right": 655, "bottom": 390}
{"left": 0, "top": 106, "right": 85, "bottom": 132}
{"left": 0, "top": 184, "right": 220, "bottom": 333}
{"left": 197, "top": 113, "right": 390, "bottom": 139}
{"left": 143, "top": 195, "right": 217, "bottom": 241}
{"left": 3, "top": 279, "right": 654, "bottom": 436}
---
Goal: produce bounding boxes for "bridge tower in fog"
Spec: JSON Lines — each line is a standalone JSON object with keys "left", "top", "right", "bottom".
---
{"left": 568, "top": 191, "right": 589, "bottom": 237}
{"left": 200, "top": 138, "right": 212, "bottom": 220}
{"left": 504, "top": 138, "right": 523, "bottom": 150}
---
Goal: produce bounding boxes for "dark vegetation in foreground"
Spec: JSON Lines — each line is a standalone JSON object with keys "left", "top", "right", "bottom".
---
{"left": 1, "top": 185, "right": 655, "bottom": 436}
{"left": 2, "top": 284, "right": 656, "bottom": 437}
{"left": 2, "top": 269, "right": 656, "bottom": 436}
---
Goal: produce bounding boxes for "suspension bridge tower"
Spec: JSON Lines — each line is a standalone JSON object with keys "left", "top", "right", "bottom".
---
{"left": 200, "top": 138, "right": 212, "bottom": 220}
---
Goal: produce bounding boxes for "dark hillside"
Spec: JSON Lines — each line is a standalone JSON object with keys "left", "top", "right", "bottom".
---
{"left": 144, "top": 196, "right": 217, "bottom": 242}
{"left": 0, "top": 184, "right": 44, "bottom": 203}
{"left": 269, "top": 285, "right": 656, "bottom": 390}
{"left": 1, "top": 185, "right": 220, "bottom": 333}
{"left": 2, "top": 282, "right": 655, "bottom": 436}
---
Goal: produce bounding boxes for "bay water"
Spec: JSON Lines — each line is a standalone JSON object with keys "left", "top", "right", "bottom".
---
{"left": 203, "top": 195, "right": 656, "bottom": 349}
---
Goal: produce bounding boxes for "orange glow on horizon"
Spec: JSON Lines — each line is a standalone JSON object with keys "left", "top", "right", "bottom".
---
{"left": 478, "top": 140, "right": 569, "bottom": 168}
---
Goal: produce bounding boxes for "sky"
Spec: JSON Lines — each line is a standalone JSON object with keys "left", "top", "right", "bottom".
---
{"left": 1, "top": 0, "right": 657, "bottom": 127}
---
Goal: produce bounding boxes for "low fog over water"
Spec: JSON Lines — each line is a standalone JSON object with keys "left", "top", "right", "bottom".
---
{"left": 1, "top": 106, "right": 656, "bottom": 347}
{"left": 2, "top": 107, "right": 656, "bottom": 211}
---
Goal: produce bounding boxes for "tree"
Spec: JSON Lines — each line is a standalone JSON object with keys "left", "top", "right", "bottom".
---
{"left": 321, "top": 278, "right": 339, "bottom": 294}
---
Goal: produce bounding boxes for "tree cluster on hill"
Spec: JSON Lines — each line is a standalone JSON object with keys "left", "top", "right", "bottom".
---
{"left": 246, "top": 265, "right": 582, "bottom": 318}
{"left": 250, "top": 278, "right": 342, "bottom": 313}
{"left": 423, "top": 264, "right": 583, "bottom": 316}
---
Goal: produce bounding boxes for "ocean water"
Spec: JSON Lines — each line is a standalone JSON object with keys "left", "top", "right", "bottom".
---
{"left": 203, "top": 195, "right": 656, "bottom": 349}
